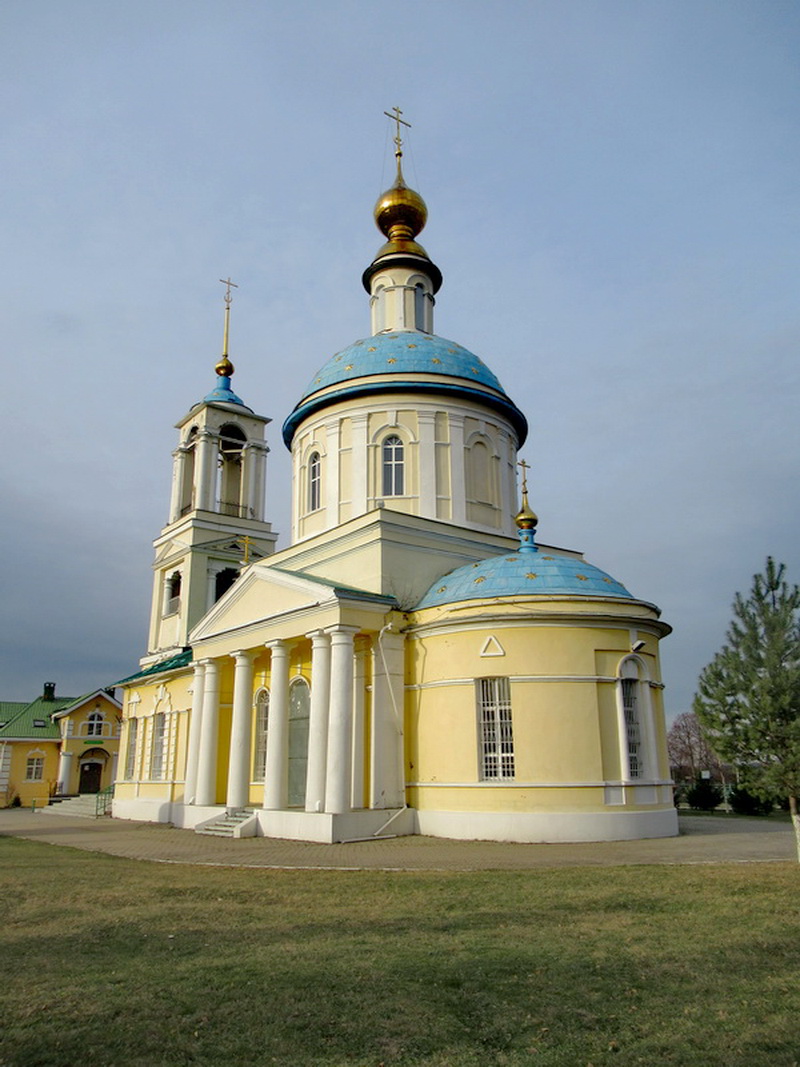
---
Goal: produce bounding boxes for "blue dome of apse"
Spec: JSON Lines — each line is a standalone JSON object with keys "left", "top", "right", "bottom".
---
{"left": 282, "top": 332, "right": 527, "bottom": 447}
{"left": 415, "top": 541, "right": 633, "bottom": 610}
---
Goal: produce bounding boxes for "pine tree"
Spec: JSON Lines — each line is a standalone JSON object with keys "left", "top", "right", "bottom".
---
{"left": 694, "top": 557, "right": 800, "bottom": 860}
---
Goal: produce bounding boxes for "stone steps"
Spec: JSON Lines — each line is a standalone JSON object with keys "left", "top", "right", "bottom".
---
{"left": 195, "top": 809, "right": 254, "bottom": 838}
{"left": 41, "top": 794, "right": 101, "bottom": 819}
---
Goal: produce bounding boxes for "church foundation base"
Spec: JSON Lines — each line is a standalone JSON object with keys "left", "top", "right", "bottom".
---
{"left": 257, "top": 807, "right": 415, "bottom": 843}
{"left": 414, "top": 806, "right": 679, "bottom": 843}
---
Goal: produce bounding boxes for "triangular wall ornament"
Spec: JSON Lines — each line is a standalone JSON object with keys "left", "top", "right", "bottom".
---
{"left": 480, "top": 635, "right": 505, "bottom": 658}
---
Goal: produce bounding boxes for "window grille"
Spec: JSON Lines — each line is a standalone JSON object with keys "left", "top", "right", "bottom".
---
{"left": 253, "top": 689, "right": 269, "bottom": 782}
{"left": 150, "top": 714, "right": 166, "bottom": 780}
{"left": 309, "top": 452, "right": 321, "bottom": 512}
{"left": 477, "top": 677, "right": 514, "bottom": 780}
{"left": 622, "top": 678, "right": 641, "bottom": 778}
{"left": 382, "top": 436, "right": 404, "bottom": 496}
{"left": 125, "top": 720, "right": 138, "bottom": 779}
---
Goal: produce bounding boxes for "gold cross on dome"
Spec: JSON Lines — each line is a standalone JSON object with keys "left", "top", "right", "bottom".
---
{"left": 219, "top": 276, "right": 238, "bottom": 308}
{"left": 517, "top": 458, "right": 531, "bottom": 494}
{"left": 384, "top": 105, "right": 411, "bottom": 159}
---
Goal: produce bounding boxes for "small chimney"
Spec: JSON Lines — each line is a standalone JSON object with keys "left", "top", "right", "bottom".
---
{"left": 43, "top": 682, "right": 56, "bottom": 701}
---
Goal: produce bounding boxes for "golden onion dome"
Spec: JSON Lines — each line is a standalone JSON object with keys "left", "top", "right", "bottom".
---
{"left": 215, "top": 356, "right": 235, "bottom": 378}
{"left": 515, "top": 491, "right": 538, "bottom": 530}
{"left": 372, "top": 176, "right": 430, "bottom": 259}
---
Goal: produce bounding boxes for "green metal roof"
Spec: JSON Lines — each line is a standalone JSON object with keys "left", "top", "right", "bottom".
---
{"left": 0, "top": 695, "right": 75, "bottom": 740}
{"left": 117, "top": 649, "right": 193, "bottom": 686}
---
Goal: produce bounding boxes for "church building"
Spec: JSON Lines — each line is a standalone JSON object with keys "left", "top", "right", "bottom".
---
{"left": 115, "top": 118, "right": 676, "bottom": 843}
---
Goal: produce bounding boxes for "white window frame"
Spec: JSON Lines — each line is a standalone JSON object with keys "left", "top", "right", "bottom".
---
{"left": 125, "top": 719, "right": 138, "bottom": 779}
{"left": 382, "top": 435, "right": 404, "bottom": 497}
{"left": 25, "top": 756, "right": 45, "bottom": 781}
{"left": 477, "top": 677, "right": 514, "bottom": 780}
{"left": 308, "top": 452, "right": 321, "bottom": 512}
{"left": 252, "top": 688, "right": 269, "bottom": 782}
{"left": 86, "top": 711, "right": 104, "bottom": 738}
{"left": 150, "top": 713, "right": 166, "bottom": 780}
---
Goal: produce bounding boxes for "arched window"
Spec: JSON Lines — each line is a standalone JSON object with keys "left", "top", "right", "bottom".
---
{"left": 414, "top": 282, "right": 426, "bottom": 330}
{"left": 308, "top": 451, "right": 321, "bottom": 512}
{"left": 288, "top": 678, "right": 310, "bottom": 807}
{"left": 215, "top": 567, "right": 239, "bottom": 602}
{"left": 218, "top": 424, "right": 248, "bottom": 516}
{"left": 620, "top": 659, "right": 645, "bottom": 779}
{"left": 87, "top": 711, "right": 104, "bottom": 737}
{"left": 382, "top": 435, "right": 404, "bottom": 496}
{"left": 253, "top": 689, "right": 269, "bottom": 782}
{"left": 164, "top": 572, "right": 181, "bottom": 616}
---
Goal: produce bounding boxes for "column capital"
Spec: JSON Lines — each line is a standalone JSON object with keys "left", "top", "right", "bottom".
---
{"left": 324, "top": 624, "right": 360, "bottom": 640}
{"left": 231, "top": 649, "right": 256, "bottom": 665}
{"left": 265, "top": 638, "right": 289, "bottom": 653}
{"left": 305, "top": 628, "right": 332, "bottom": 644}
{"left": 197, "top": 656, "right": 217, "bottom": 668}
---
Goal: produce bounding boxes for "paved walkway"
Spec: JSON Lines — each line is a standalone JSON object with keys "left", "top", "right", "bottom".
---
{"left": 0, "top": 809, "right": 795, "bottom": 869}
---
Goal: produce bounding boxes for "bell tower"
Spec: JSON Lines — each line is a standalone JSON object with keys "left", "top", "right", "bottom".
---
{"left": 143, "top": 280, "right": 277, "bottom": 665}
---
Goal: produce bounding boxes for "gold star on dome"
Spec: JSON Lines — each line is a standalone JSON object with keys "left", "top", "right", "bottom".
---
{"left": 526, "top": 573, "right": 538, "bottom": 579}
{"left": 602, "top": 577, "right": 613, "bottom": 584}
{"left": 542, "top": 556, "right": 554, "bottom": 560}
{"left": 387, "top": 357, "right": 397, "bottom": 364}
{"left": 368, "top": 346, "right": 376, "bottom": 351}
{"left": 447, "top": 348, "right": 456, "bottom": 353}
{"left": 576, "top": 574, "right": 588, "bottom": 581}
{"left": 474, "top": 576, "right": 486, "bottom": 584}
{"left": 437, "top": 586, "right": 447, "bottom": 593}
{"left": 345, "top": 364, "right": 353, "bottom": 370}
{"left": 432, "top": 357, "right": 441, "bottom": 364}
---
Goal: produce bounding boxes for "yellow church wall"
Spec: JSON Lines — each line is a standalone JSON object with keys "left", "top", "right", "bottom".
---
{"left": 406, "top": 784, "right": 607, "bottom": 814}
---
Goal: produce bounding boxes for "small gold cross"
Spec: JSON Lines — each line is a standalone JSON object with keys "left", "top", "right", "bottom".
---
{"left": 517, "top": 458, "right": 531, "bottom": 494}
{"left": 384, "top": 105, "right": 411, "bottom": 161}
{"left": 240, "top": 534, "right": 253, "bottom": 564}
{"left": 219, "top": 277, "right": 238, "bottom": 308}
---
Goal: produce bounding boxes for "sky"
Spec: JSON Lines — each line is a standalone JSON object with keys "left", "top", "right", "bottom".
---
{"left": 1, "top": 0, "right": 798, "bottom": 717}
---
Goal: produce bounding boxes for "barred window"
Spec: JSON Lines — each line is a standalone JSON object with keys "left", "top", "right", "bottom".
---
{"left": 622, "top": 677, "right": 641, "bottom": 779}
{"left": 125, "top": 719, "right": 138, "bottom": 779}
{"left": 253, "top": 689, "right": 269, "bottom": 782}
{"left": 477, "top": 677, "right": 514, "bottom": 780}
{"left": 382, "top": 436, "right": 404, "bottom": 496}
{"left": 309, "top": 452, "right": 321, "bottom": 512}
{"left": 150, "top": 713, "right": 166, "bottom": 780}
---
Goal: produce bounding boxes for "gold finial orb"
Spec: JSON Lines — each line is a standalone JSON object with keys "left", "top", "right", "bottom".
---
{"left": 374, "top": 180, "right": 428, "bottom": 242}
{"left": 515, "top": 497, "right": 538, "bottom": 530}
{"left": 215, "top": 356, "right": 235, "bottom": 378}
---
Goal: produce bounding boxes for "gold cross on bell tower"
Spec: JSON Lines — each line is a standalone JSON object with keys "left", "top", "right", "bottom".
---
{"left": 384, "top": 105, "right": 411, "bottom": 171}
{"left": 219, "top": 276, "right": 238, "bottom": 358}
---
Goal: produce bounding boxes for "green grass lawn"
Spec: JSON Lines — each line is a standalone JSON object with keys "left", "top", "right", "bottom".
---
{"left": 0, "top": 838, "right": 797, "bottom": 1067}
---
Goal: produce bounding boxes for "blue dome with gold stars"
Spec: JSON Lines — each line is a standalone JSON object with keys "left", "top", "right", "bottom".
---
{"left": 415, "top": 538, "right": 633, "bottom": 609}
{"left": 282, "top": 332, "right": 528, "bottom": 447}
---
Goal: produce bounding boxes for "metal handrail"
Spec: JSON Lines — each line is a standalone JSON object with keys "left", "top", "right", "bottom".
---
{"left": 95, "top": 784, "right": 114, "bottom": 817}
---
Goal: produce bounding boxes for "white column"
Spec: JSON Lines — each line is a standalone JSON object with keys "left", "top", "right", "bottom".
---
{"left": 169, "top": 447, "right": 188, "bottom": 523}
{"left": 184, "top": 661, "right": 206, "bottom": 803}
{"left": 351, "top": 643, "right": 367, "bottom": 809}
{"left": 325, "top": 627, "right": 358, "bottom": 814}
{"left": 263, "top": 640, "right": 289, "bottom": 810}
{"left": 449, "top": 414, "right": 467, "bottom": 525}
{"left": 304, "top": 630, "right": 331, "bottom": 813}
{"left": 325, "top": 421, "right": 341, "bottom": 524}
{"left": 351, "top": 414, "right": 368, "bottom": 515}
{"left": 57, "top": 750, "right": 73, "bottom": 795}
{"left": 195, "top": 659, "right": 220, "bottom": 806}
{"left": 226, "top": 651, "right": 255, "bottom": 810}
{"left": 371, "top": 628, "right": 405, "bottom": 808}
{"left": 251, "top": 442, "right": 269, "bottom": 523}
{"left": 417, "top": 411, "right": 437, "bottom": 518}
{"left": 195, "top": 429, "right": 218, "bottom": 512}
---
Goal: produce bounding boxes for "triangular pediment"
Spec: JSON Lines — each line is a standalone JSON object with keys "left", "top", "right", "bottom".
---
{"left": 189, "top": 564, "right": 344, "bottom": 642}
